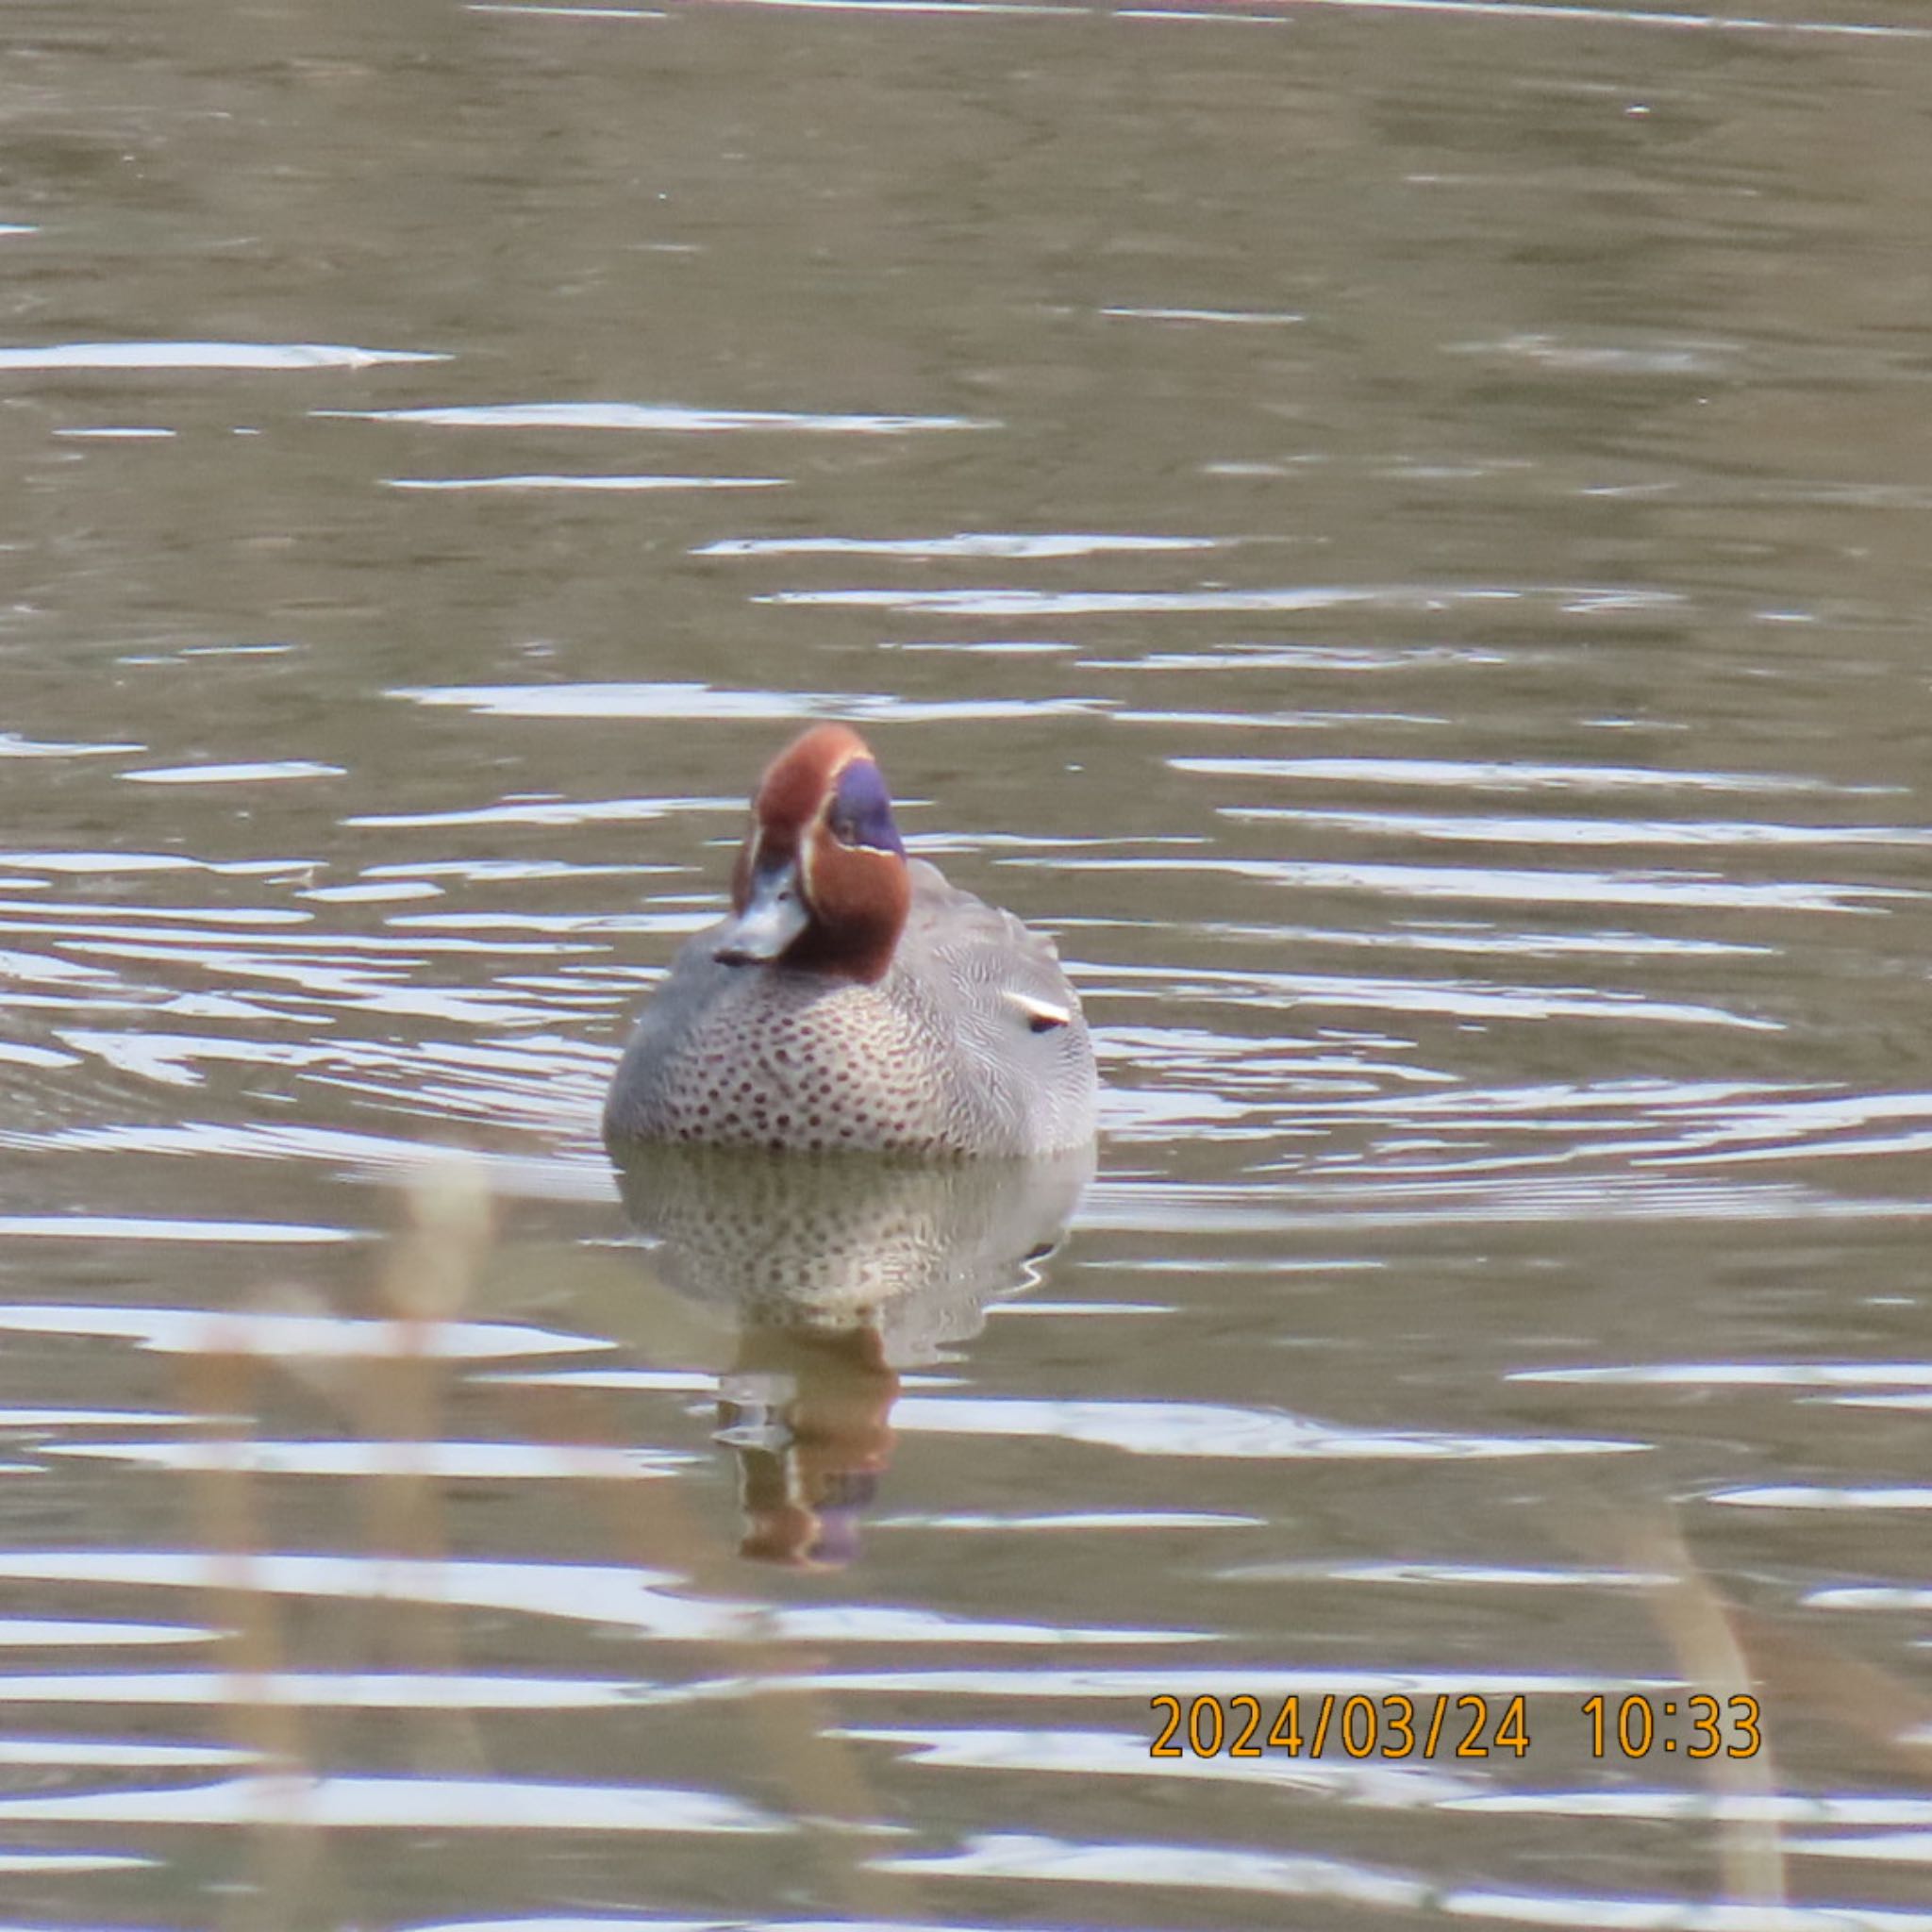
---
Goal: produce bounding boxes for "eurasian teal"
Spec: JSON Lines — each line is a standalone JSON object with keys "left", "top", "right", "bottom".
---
{"left": 603, "top": 724, "right": 1097, "bottom": 1157}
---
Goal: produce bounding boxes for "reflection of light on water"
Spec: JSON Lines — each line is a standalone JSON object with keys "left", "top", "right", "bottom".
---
{"left": 1224, "top": 806, "right": 1932, "bottom": 851}
{"left": 328, "top": 401, "right": 993, "bottom": 432}
{"left": 697, "top": 531, "right": 1226, "bottom": 558}
{"left": 390, "top": 678, "right": 1105, "bottom": 722}
{"left": 1452, "top": 1792, "right": 1932, "bottom": 1825}
{"left": 0, "top": 1618, "right": 209, "bottom": 1649}
{"left": 1171, "top": 754, "right": 1889, "bottom": 795}
{"left": 891, "top": 1393, "right": 1641, "bottom": 1461}
{"left": 1711, "top": 1485, "right": 1932, "bottom": 1511}
{"left": 1103, "top": 306, "right": 1305, "bottom": 325}
{"left": 682, "top": 1665, "right": 1677, "bottom": 1704}
{"left": 0, "top": 1773, "right": 781, "bottom": 1834}
{"left": 880, "top": 1829, "right": 1427, "bottom": 1910}
{"left": 1098, "top": 957, "right": 1776, "bottom": 1026}
{"left": 1036, "top": 852, "right": 1903, "bottom": 917}
{"left": 1078, "top": 1174, "right": 1927, "bottom": 1229}
{"left": 47, "top": 1439, "right": 693, "bottom": 1480}
{"left": 0, "top": 1851, "right": 149, "bottom": 1874}
{"left": 0, "top": 1305, "right": 602, "bottom": 1356}
{"left": 1446, "top": 1888, "right": 1932, "bottom": 1928}
{"left": 467, "top": 3, "right": 667, "bottom": 17}
{"left": 123, "top": 761, "right": 346, "bottom": 785}
{"left": 766, "top": 582, "right": 1683, "bottom": 617}
{"left": 1513, "top": 1362, "right": 1932, "bottom": 1388}
{"left": 837, "top": 1722, "right": 1477, "bottom": 1799}
{"left": 1220, "top": 1560, "right": 1676, "bottom": 1589}
{"left": 0, "top": 1551, "right": 1197, "bottom": 1646}
{"left": 384, "top": 473, "right": 785, "bottom": 491}
{"left": 0, "top": 730, "right": 145, "bottom": 755}
{"left": 0, "top": 1671, "right": 633, "bottom": 1709}
{"left": 0, "top": 341, "right": 445, "bottom": 371}
{"left": 0, "top": 1218, "right": 352, "bottom": 1246}
{"left": 879, "top": 1509, "right": 1258, "bottom": 1530}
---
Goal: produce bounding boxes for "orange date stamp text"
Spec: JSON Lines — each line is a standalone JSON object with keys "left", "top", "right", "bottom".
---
{"left": 1148, "top": 1691, "right": 1764, "bottom": 1760}
{"left": 1150, "top": 1691, "right": 1529, "bottom": 1760}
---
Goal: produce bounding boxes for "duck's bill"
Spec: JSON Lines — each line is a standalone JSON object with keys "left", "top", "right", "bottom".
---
{"left": 712, "top": 857, "right": 811, "bottom": 964}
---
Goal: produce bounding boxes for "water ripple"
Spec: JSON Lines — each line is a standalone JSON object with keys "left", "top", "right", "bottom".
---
{"left": 328, "top": 403, "right": 993, "bottom": 433}
{"left": 697, "top": 532, "right": 1227, "bottom": 558}
{"left": 0, "top": 1553, "right": 1202, "bottom": 1646}
{"left": 48, "top": 1439, "right": 695, "bottom": 1481}
{"left": 891, "top": 1393, "right": 1641, "bottom": 1461}
{"left": 0, "top": 341, "right": 444, "bottom": 371}
{"left": 390, "top": 681, "right": 1105, "bottom": 723}
{"left": 0, "top": 1306, "right": 604, "bottom": 1358}
{"left": 1173, "top": 755, "right": 1890, "bottom": 796}
{"left": 386, "top": 473, "right": 786, "bottom": 491}
{"left": 879, "top": 1829, "right": 1425, "bottom": 1910}
{"left": 1034, "top": 853, "right": 1897, "bottom": 916}
{"left": 0, "top": 1773, "right": 783, "bottom": 1834}
{"left": 765, "top": 583, "right": 1678, "bottom": 617}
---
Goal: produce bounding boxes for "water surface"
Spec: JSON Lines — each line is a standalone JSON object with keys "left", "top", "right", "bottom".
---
{"left": 4, "top": 0, "right": 1932, "bottom": 1925}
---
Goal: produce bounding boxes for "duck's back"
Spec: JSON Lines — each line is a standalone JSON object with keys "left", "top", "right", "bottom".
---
{"left": 603, "top": 859, "right": 1095, "bottom": 1157}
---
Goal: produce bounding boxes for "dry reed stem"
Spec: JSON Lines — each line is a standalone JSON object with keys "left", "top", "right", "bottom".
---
{"left": 1558, "top": 1492, "right": 1785, "bottom": 1910}
{"left": 350, "top": 1157, "right": 495, "bottom": 1776}
{"left": 178, "top": 1324, "right": 338, "bottom": 1931}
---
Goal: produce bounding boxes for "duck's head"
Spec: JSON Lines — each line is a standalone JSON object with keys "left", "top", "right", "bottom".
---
{"left": 713, "top": 724, "right": 910, "bottom": 984}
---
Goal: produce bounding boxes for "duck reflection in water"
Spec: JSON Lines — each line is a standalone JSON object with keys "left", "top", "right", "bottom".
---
{"left": 608, "top": 1142, "right": 1092, "bottom": 1567}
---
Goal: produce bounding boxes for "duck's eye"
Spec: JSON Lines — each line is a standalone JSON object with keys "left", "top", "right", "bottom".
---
{"left": 827, "top": 812, "right": 859, "bottom": 846}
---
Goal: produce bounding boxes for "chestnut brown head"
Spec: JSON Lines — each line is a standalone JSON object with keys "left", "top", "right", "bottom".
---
{"left": 714, "top": 724, "right": 911, "bottom": 984}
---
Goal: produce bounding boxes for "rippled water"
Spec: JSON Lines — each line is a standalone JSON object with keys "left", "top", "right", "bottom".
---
{"left": 5, "top": 0, "right": 1932, "bottom": 1925}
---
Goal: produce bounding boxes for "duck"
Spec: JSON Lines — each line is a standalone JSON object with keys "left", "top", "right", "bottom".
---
{"left": 603, "top": 724, "right": 1097, "bottom": 1158}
